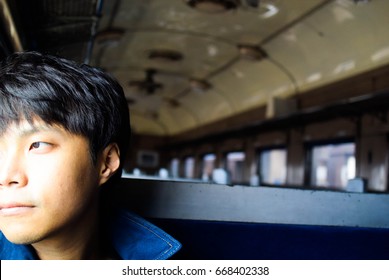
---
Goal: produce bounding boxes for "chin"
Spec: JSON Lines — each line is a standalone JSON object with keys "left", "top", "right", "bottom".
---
{"left": 1, "top": 227, "right": 44, "bottom": 245}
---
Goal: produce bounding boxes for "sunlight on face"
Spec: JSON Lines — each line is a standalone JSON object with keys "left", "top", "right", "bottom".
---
{"left": 0, "top": 120, "right": 102, "bottom": 245}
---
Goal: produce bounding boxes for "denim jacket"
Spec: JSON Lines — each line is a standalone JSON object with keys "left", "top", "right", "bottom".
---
{"left": 0, "top": 209, "right": 181, "bottom": 260}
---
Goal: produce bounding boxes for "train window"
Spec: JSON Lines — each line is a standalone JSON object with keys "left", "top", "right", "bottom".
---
{"left": 201, "top": 153, "right": 216, "bottom": 181}
{"left": 259, "top": 148, "right": 287, "bottom": 185}
{"left": 184, "top": 157, "right": 195, "bottom": 179}
{"left": 170, "top": 158, "right": 180, "bottom": 178}
{"left": 225, "top": 151, "right": 245, "bottom": 184}
{"left": 310, "top": 142, "right": 356, "bottom": 189}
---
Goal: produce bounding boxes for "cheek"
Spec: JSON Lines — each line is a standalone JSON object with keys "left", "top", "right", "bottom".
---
{"left": 28, "top": 155, "right": 99, "bottom": 209}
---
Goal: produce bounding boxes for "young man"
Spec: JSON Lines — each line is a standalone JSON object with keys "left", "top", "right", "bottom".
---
{"left": 0, "top": 51, "right": 181, "bottom": 260}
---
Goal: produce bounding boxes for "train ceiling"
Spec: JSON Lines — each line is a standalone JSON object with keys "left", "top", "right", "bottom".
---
{"left": 3, "top": 0, "right": 389, "bottom": 136}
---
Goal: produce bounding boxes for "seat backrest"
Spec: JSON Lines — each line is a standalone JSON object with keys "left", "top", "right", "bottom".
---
{"left": 212, "top": 168, "right": 228, "bottom": 184}
{"left": 346, "top": 177, "right": 366, "bottom": 193}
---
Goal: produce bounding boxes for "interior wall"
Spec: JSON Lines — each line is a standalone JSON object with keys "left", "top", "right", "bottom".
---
{"left": 127, "top": 65, "right": 389, "bottom": 191}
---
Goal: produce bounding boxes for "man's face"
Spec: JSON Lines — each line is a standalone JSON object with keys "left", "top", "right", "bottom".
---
{"left": 0, "top": 120, "right": 104, "bottom": 244}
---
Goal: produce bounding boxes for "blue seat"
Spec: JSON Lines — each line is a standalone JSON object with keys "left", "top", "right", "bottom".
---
{"left": 151, "top": 218, "right": 389, "bottom": 260}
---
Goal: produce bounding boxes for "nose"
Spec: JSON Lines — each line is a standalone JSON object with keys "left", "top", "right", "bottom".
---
{"left": 0, "top": 150, "right": 28, "bottom": 188}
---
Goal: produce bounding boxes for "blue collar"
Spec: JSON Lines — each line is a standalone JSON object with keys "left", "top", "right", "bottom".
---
{"left": 0, "top": 209, "right": 181, "bottom": 260}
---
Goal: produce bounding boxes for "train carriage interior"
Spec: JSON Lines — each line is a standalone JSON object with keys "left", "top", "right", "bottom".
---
{"left": 2, "top": 0, "right": 389, "bottom": 259}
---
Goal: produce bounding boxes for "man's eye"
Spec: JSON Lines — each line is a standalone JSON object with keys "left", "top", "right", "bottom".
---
{"left": 30, "top": 142, "right": 50, "bottom": 150}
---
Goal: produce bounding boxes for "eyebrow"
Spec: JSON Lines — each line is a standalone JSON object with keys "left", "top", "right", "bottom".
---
{"left": 15, "top": 124, "right": 63, "bottom": 138}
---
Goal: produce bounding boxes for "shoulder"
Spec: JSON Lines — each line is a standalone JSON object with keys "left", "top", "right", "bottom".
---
{"left": 106, "top": 208, "right": 181, "bottom": 260}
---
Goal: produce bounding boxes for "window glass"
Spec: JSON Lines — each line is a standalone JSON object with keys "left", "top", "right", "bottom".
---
{"left": 226, "top": 151, "right": 245, "bottom": 184}
{"left": 184, "top": 157, "right": 195, "bottom": 179}
{"left": 259, "top": 148, "right": 287, "bottom": 185}
{"left": 202, "top": 153, "right": 216, "bottom": 181}
{"left": 310, "top": 142, "right": 356, "bottom": 189}
{"left": 170, "top": 158, "right": 180, "bottom": 178}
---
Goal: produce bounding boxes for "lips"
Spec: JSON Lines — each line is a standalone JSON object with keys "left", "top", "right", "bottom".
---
{"left": 0, "top": 203, "right": 35, "bottom": 215}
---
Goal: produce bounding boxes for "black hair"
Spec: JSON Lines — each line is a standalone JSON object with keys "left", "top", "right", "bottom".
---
{"left": 0, "top": 51, "right": 130, "bottom": 181}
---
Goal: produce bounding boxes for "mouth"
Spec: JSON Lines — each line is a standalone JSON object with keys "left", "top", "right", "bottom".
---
{"left": 0, "top": 204, "right": 35, "bottom": 216}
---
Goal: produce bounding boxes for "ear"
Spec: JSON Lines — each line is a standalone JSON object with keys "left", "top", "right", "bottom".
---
{"left": 98, "top": 143, "right": 121, "bottom": 186}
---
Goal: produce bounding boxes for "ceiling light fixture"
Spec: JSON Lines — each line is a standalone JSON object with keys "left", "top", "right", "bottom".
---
{"left": 95, "top": 28, "right": 125, "bottom": 46}
{"left": 164, "top": 98, "right": 181, "bottom": 108}
{"left": 189, "top": 79, "right": 212, "bottom": 93}
{"left": 245, "top": 0, "right": 259, "bottom": 8}
{"left": 238, "top": 44, "right": 267, "bottom": 60}
{"left": 147, "top": 49, "right": 184, "bottom": 62}
{"left": 185, "top": 0, "right": 240, "bottom": 13}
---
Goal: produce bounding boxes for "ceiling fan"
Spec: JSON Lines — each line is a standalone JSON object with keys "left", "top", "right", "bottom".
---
{"left": 128, "top": 68, "right": 163, "bottom": 95}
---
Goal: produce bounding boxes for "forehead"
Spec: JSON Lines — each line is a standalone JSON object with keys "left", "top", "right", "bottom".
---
{"left": 0, "top": 119, "right": 65, "bottom": 139}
